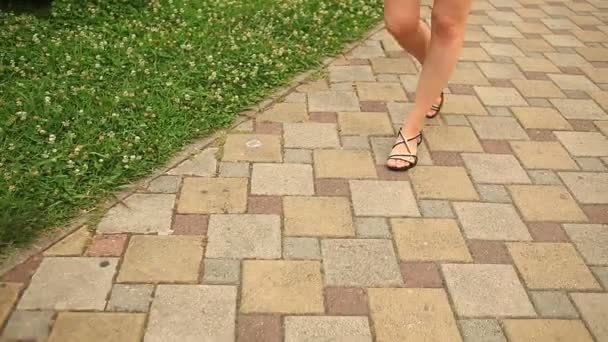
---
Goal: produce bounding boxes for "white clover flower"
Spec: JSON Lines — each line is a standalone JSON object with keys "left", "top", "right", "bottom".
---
{"left": 48, "top": 134, "right": 56, "bottom": 144}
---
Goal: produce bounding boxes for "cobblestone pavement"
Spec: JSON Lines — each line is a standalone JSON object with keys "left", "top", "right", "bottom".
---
{"left": 2, "top": 0, "right": 608, "bottom": 341}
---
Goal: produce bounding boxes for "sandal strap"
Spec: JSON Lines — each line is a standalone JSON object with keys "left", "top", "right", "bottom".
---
{"left": 388, "top": 154, "right": 418, "bottom": 164}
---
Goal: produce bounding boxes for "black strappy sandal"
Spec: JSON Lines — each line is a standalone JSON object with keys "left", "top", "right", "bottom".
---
{"left": 386, "top": 128, "right": 423, "bottom": 172}
{"left": 426, "top": 92, "right": 445, "bottom": 119}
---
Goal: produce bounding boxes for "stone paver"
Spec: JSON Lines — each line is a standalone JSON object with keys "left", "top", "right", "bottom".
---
{"left": 146, "top": 285, "right": 236, "bottom": 342}
{"left": 322, "top": 239, "right": 403, "bottom": 287}
{"left": 7, "top": 7, "right": 608, "bottom": 339}
{"left": 48, "top": 312, "right": 146, "bottom": 342}
{"left": 18, "top": 258, "right": 116, "bottom": 310}
{"left": 369, "top": 288, "right": 462, "bottom": 342}
{"left": 284, "top": 316, "right": 372, "bottom": 342}
{"left": 117, "top": 236, "right": 203, "bottom": 283}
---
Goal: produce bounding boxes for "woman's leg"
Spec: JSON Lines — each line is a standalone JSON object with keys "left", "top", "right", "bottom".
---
{"left": 387, "top": 0, "right": 472, "bottom": 169}
{"left": 384, "top": 0, "right": 429, "bottom": 65}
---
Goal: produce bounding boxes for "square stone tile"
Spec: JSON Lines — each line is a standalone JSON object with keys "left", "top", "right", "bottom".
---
{"left": 391, "top": 218, "right": 472, "bottom": 262}
{"left": 284, "top": 123, "right": 340, "bottom": 149}
{"left": 240, "top": 260, "right": 324, "bottom": 313}
{"left": 469, "top": 117, "right": 529, "bottom": 140}
{"left": 237, "top": 315, "right": 282, "bottom": 342}
{"left": 219, "top": 162, "right": 250, "bottom": 177}
{"left": 146, "top": 285, "right": 236, "bottom": 342}
{"left": 474, "top": 86, "right": 528, "bottom": 106}
{"left": 591, "top": 266, "right": 608, "bottom": 289}
{"left": 177, "top": 178, "right": 247, "bottom": 214}
{"left": 551, "top": 99, "right": 607, "bottom": 120}
{"left": 477, "top": 185, "right": 511, "bottom": 203}
{"left": 117, "top": 236, "right": 203, "bottom": 283}
{"left": 502, "top": 319, "right": 594, "bottom": 342}
{"left": 167, "top": 148, "right": 217, "bottom": 176}
{"left": 223, "top": 134, "right": 282, "bottom": 162}
{"left": 560, "top": 172, "right": 608, "bottom": 204}
{"left": 284, "top": 316, "right": 372, "bottom": 342}
{"left": 98, "top": 194, "right": 175, "bottom": 234}
{"left": 423, "top": 126, "right": 483, "bottom": 152}
{"left": 257, "top": 103, "right": 309, "bottom": 122}
{"left": 571, "top": 293, "right": 608, "bottom": 341}
{"left": 325, "top": 287, "right": 368, "bottom": 315}
{"left": 507, "top": 242, "right": 600, "bottom": 289}
{"left": 313, "top": 150, "right": 377, "bottom": 179}
{"left": 44, "top": 226, "right": 91, "bottom": 256}
{"left": 371, "top": 57, "right": 417, "bottom": 74}
{"left": 337, "top": 112, "right": 393, "bottom": 136}
{"left": 484, "top": 25, "right": 524, "bottom": 38}
{"left": 308, "top": 91, "right": 360, "bottom": 112}
{"left": 315, "top": 179, "right": 350, "bottom": 196}
{"left": 147, "top": 175, "right": 180, "bottom": 193}
{"left": 549, "top": 74, "right": 599, "bottom": 92}
{"left": 419, "top": 200, "right": 455, "bottom": 218}
{"left": 577, "top": 47, "right": 608, "bottom": 62}
{"left": 172, "top": 214, "right": 208, "bottom": 235}
{"left": 454, "top": 202, "right": 531, "bottom": 240}
{"left": 203, "top": 259, "right": 240, "bottom": 285}
{"left": 369, "top": 288, "right": 462, "bottom": 341}
{"left": 451, "top": 65, "right": 492, "bottom": 85}
{"left": 576, "top": 157, "right": 607, "bottom": 171}
{"left": 410, "top": 166, "right": 479, "bottom": 200}
{"left": 255, "top": 122, "right": 282, "bottom": 135}
{"left": 511, "top": 141, "right": 578, "bottom": 170}
{"left": 322, "top": 239, "right": 403, "bottom": 287}
{"left": 513, "top": 57, "right": 560, "bottom": 73}
{"left": 468, "top": 240, "right": 513, "bottom": 264}
{"left": 442, "top": 264, "right": 535, "bottom": 317}
{"left": 355, "top": 217, "right": 390, "bottom": 238}
{"left": 349, "top": 180, "right": 420, "bottom": 217}
{"left": 207, "top": 215, "right": 281, "bottom": 259}
{"left": 48, "top": 312, "right": 145, "bottom": 342}
{"left": 512, "top": 80, "right": 565, "bottom": 98}
{"left": 479, "top": 62, "right": 525, "bottom": 79}
{"left": 563, "top": 224, "right": 608, "bottom": 265}
{"left": 527, "top": 170, "right": 562, "bottom": 185}
{"left": 530, "top": 291, "right": 578, "bottom": 318}
{"left": 2, "top": 310, "right": 54, "bottom": 342}
{"left": 555, "top": 131, "right": 608, "bottom": 157}
{"left": 341, "top": 136, "right": 370, "bottom": 150}
{"left": 400, "top": 262, "right": 443, "bottom": 288}
{"left": 527, "top": 223, "right": 570, "bottom": 242}
{"left": 329, "top": 65, "right": 375, "bottom": 82}
{"left": 460, "top": 320, "right": 507, "bottom": 342}
{"left": 544, "top": 34, "right": 585, "bottom": 47}
{"left": 283, "top": 237, "right": 321, "bottom": 260}
{"left": 513, "top": 38, "right": 555, "bottom": 53}
{"left": 462, "top": 153, "right": 531, "bottom": 184}
{"left": 356, "top": 82, "right": 407, "bottom": 101}
{"left": 442, "top": 94, "right": 488, "bottom": 115}
{"left": 18, "top": 257, "right": 116, "bottom": 310}
{"left": 481, "top": 43, "right": 524, "bottom": 57}
{"left": 512, "top": 107, "right": 572, "bottom": 130}
{"left": 509, "top": 185, "right": 587, "bottom": 222}
{"left": 248, "top": 196, "right": 282, "bottom": 214}
{"left": 284, "top": 197, "right": 354, "bottom": 237}
{"left": 545, "top": 52, "right": 591, "bottom": 67}
{"left": 107, "top": 284, "right": 154, "bottom": 312}
{"left": 251, "top": 163, "right": 314, "bottom": 195}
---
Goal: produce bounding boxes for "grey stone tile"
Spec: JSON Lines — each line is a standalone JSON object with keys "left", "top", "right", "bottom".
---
{"left": 167, "top": 148, "right": 218, "bottom": 176}
{"left": 349, "top": 180, "right": 420, "bottom": 217}
{"left": 2, "top": 310, "right": 54, "bottom": 342}
{"left": 462, "top": 153, "right": 531, "bottom": 184}
{"left": 219, "top": 162, "right": 250, "bottom": 177}
{"left": 477, "top": 184, "right": 512, "bottom": 203}
{"left": 97, "top": 194, "right": 175, "bottom": 234}
{"left": 460, "top": 319, "right": 507, "bottom": 342}
{"left": 283, "top": 237, "right": 321, "bottom": 260}
{"left": 559, "top": 172, "right": 608, "bottom": 204}
{"left": 203, "top": 259, "right": 241, "bottom": 284}
{"left": 207, "top": 215, "right": 281, "bottom": 259}
{"left": 107, "top": 284, "right": 154, "bottom": 312}
{"left": 419, "top": 200, "right": 455, "bottom": 218}
{"left": 530, "top": 291, "right": 578, "bottom": 318}
{"left": 563, "top": 224, "right": 608, "bottom": 265}
{"left": 251, "top": 164, "right": 314, "bottom": 196}
{"left": 147, "top": 176, "right": 180, "bottom": 193}
{"left": 453, "top": 202, "right": 531, "bottom": 240}
{"left": 355, "top": 217, "right": 391, "bottom": 238}
{"left": 284, "top": 316, "right": 372, "bottom": 342}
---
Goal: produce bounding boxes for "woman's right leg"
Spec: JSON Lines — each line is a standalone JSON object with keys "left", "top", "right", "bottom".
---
{"left": 384, "top": 0, "right": 429, "bottom": 66}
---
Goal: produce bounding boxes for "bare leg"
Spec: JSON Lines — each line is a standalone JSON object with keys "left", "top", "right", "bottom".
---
{"left": 387, "top": 0, "right": 472, "bottom": 169}
{"left": 384, "top": 0, "right": 429, "bottom": 65}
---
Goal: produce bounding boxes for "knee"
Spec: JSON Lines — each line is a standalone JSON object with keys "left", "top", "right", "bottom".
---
{"left": 431, "top": 12, "right": 465, "bottom": 42}
{"left": 384, "top": 12, "right": 419, "bottom": 39}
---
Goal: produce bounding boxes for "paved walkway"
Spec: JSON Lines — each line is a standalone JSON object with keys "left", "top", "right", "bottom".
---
{"left": 2, "top": 1, "right": 608, "bottom": 341}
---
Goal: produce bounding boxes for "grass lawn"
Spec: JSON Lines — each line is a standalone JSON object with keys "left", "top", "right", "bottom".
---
{"left": 0, "top": 0, "right": 383, "bottom": 251}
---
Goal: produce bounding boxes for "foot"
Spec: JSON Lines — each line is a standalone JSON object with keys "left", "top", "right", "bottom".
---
{"left": 386, "top": 127, "right": 423, "bottom": 171}
{"left": 426, "top": 93, "right": 445, "bottom": 118}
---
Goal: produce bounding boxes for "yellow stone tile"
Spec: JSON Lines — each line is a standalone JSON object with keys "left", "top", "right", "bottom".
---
{"left": 240, "top": 260, "right": 324, "bottom": 314}
{"left": 410, "top": 166, "right": 479, "bottom": 200}
{"left": 313, "top": 150, "right": 377, "bottom": 179}
{"left": 257, "top": 103, "right": 308, "bottom": 122}
{"left": 503, "top": 319, "right": 594, "bottom": 342}
{"left": 356, "top": 82, "right": 407, "bottom": 101}
{"left": 284, "top": 197, "right": 354, "bottom": 237}
{"left": 222, "top": 134, "right": 282, "bottom": 162}
{"left": 370, "top": 57, "right": 417, "bottom": 74}
{"left": 509, "top": 185, "right": 587, "bottom": 222}
{"left": 338, "top": 112, "right": 393, "bottom": 136}
{"left": 391, "top": 218, "right": 472, "bottom": 262}
{"left": 510, "top": 141, "right": 578, "bottom": 170}
{"left": 512, "top": 107, "right": 572, "bottom": 130}
{"left": 369, "top": 288, "right": 462, "bottom": 342}
{"left": 44, "top": 226, "right": 91, "bottom": 256}
{"left": 511, "top": 80, "right": 565, "bottom": 98}
{"left": 48, "top": 312, "right": 146, "bottom": 342}
{"left": 177, "top": 178, "right": 247, "bottom": 214}
{"left": 442, "top": 95, "right": 488, "bottom": 115}
{"left": 424, "top": 126, "right": 483, "bottom": 152}
{"left": 0, "top": 283, "right": 22, "bottom": 326}
{"left": 507, "top": 243, "right": 600, "bottom": 290}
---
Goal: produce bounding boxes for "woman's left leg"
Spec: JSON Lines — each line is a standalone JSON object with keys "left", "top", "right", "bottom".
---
{"left": 387, "top": 0, "right": 473, "bottom": 170}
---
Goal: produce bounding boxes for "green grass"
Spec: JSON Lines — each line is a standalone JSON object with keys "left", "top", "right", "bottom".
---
{"left": 0, "top": 0, "right": 383, "bottom": 251}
